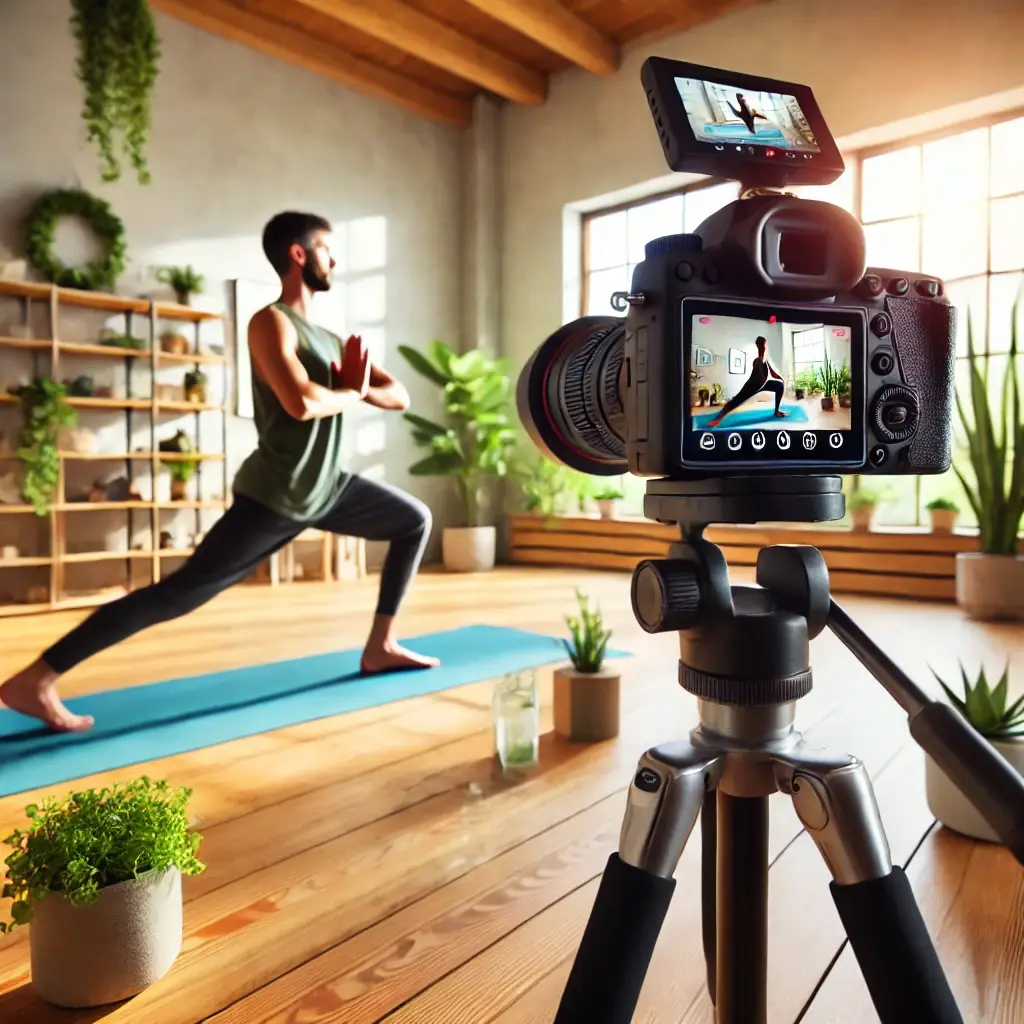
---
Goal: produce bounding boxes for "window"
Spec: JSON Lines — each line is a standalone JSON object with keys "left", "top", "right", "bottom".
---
{"left": 792, "top": 327, "right": 826, "bottom": 377}
{"left": 578, "top": 110, "right": 1024, "bottom": 526}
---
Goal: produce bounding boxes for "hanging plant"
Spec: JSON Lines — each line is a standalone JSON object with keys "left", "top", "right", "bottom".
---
{"left": 12, "top": 378, "right": 77, "bottom": 516}
{"left": 24, "top": 189, "right": 127, "bottom": 291}
{"left": 70, "top": 0, "right": 161, "bottom": 184}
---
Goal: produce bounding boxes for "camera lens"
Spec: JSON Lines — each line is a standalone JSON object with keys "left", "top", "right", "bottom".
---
{"left": 516, "top": 316, "right": 628, "bottom": 475}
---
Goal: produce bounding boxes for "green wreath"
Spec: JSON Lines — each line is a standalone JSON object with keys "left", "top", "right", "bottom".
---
{"left": 24, "top": 189, "right": 127, "bottom": 291}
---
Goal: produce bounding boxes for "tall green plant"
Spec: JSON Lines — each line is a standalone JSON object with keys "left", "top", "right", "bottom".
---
{"left": 70, "top": 0, "right": 161, "bottom": 184}
{"left": 819, "top": 351, "right": 840, "bottom": 397}
{"left": 562, "top": 589, "right": 612, "bottom": 673}
{"left": 399, "top": 341, "right": 517, "bottom": 527}
{"left": 12, "top": 378, "right": 76, "bottom": 516}
{"left": 954, "top": 298, "right": 1024, "bottom": 555}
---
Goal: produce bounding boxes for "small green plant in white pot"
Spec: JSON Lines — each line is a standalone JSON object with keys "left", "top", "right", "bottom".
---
{"left": 846, "top": 486, "right": 879, "bottom": 531}
{"left": 554, "top": 589, "right": 620, "bottom": 742}
{"left": 926, "top": 497, "right": 959, "bottom": 534}
{"left": 1, "top": 776, "right": 206, "bottom": 1008}
{"left": 593, "top": 485, "right": 625, "bottom": 519}
{"left": 925, "top": 660, "right": 1024, "bottom": 843}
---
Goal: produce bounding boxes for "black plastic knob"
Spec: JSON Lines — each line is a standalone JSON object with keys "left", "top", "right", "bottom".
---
{"left": 631, "top": 560, "right": 702, "bottom": 634}
{"left": 644, "top": 233, "right": 703, "bottom": 258}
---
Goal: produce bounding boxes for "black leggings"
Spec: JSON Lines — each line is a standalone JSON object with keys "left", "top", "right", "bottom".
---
{"left": 42, "top": 475, "right": 432, "bottom": 674}
{"left": 715, "top": 376, "right": 784, "bottom": 422}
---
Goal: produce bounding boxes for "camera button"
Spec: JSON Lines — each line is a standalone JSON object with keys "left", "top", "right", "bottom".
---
{"left": 870, "top": 313, "right": 891, "bottom": 338}
{"left": 871, "top": 349, "right": 895, "bottom": 375}
{"left": 916, "top": 278, "right": 941, "bottom": 297}
{"left": 675, "top": 261, "right": 695, "bottom": 281}
{"left": 727, "top": 432, "right": 742, "bottom": 451}
{"left": 887, "top": 277, "right": 909, "bottom": 295}
{"left": 861, "top": 274, "right": 884, "bottom": 296}
{"left": 869, "top": 445, "right": 887, "bottom": 466}
{"left": 703, "top": 264, "right": 721, "bottom": 284}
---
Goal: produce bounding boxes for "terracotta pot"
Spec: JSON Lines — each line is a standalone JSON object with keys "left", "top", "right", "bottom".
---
{"left": 29, "top": 867, "right": 182, "bottom": 1008}
{"left": 926, "top": 737, "right": 1024, "bottom": 843}
{"left": 955, "top": 552, "right": 1024, "bottom": 621}
{"left": 850, "top": 504, "right": 875, "bottom": 531}
{"left": 170, "top": 478, "right": 188, "bottom": 501}
{"left": 928, "top": 508, "right": 958, "bottom": 533}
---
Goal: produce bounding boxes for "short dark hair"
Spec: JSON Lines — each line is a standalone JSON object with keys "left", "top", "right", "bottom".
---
{"left": 755, "top": 335, "right": 767, "bottom": 347}
{"left": 261, "top": 211, "right": 332, "bottom": 276}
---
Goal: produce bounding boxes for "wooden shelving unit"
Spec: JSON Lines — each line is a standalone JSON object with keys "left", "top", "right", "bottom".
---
{"left": 0, "top": 279, "right": 231, "bottom": 616}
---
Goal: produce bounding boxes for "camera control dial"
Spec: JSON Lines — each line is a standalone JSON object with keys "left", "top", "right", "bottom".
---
{"left": 631, "top": 559, "right": 702, "bottom": 633}
{"left": 871, "top": 384, "right": 920, "bottom": 444}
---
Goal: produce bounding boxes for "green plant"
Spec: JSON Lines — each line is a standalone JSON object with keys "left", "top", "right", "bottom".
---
{"left": 836, "top": 361, "right": 852, "bottom": 397}
{"left": 399, "top": 340, "right": 517, "bottom": 527}
{"left": 1, "top": 776, "right": 205, "bottom": 935}
{"left": 954, "top": 298, "right": 1023, "bottom": 555}
{"left": 12, "top": 378, "right": 76, "bottom": 515}
{"left": 846, "top": 487, "right": 880, "bottom": 511}
{"left": 593, "top": 486, "right": 625, "bottom": 501}
{"left": 711, "top": 382, "right": 724, "bottom": 402}
{"left": 819, "top": 351, "right": 840, "bottom": 398}
{"left": 24, "top": 189, "right": 127, "bottom": 291}
{"left": 70, "top": 0, "right": 161, "bottom": 184}
{"left": 562, "top": 589, "right": 612, "bottom": 673}
{"left": 157, "top": 265, "right": 204, "bottom": 302}
{"left": 926, "top": 497, "right": 959, "bottom": 512}
{"left": 931, "top": 660, "right": 1024, "bottom": 741}
{"left": 794, "top": 367, "right": 820, "bottom": 394}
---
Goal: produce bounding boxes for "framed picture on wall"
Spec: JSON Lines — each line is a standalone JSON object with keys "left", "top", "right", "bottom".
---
{"left": 694, "top": 346, "right": 714, "bottom": 367}
{"left": 230, "top": 278, "right": 280, "bottom": 419}
{"left": 728, "top": 348, "right": 746, "bottom": 374}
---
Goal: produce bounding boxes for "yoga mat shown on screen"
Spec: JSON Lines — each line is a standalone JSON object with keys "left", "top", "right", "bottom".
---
{"left": 0, "top": 625, "right": 631, "bottom": 798}
{"left": 691, "top": 404, "right": 809, "bottom": 430}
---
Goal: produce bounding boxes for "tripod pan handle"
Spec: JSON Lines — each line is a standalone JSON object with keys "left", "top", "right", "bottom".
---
{"left": 554, "top": 853, "right": 675, "bottom": 1023}
{"left": 910, "top": 702, "right": 1024, "bottom": 865}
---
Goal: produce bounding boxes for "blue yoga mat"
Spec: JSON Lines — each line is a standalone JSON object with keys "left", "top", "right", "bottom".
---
{"left": 692, "top": 403, "right": 809, "bottom": 430}
{"left": 0, "top": 625, "right": 631, "bottom": 798}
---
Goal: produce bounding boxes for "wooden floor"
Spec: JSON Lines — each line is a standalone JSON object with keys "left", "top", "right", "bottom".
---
{"left": 0, "top": 565, "right": 1021, "bottom": 1023}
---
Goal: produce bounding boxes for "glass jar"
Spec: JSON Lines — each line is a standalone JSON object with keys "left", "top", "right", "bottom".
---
{"left": 492, "top": 669, "right": 539, "bottom": 770}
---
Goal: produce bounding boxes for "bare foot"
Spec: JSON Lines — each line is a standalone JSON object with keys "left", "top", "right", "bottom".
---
{"left": 774, "top": 410, "right": 789, "bottom": 418}
{"left": 708, "top": 417, "right": 723, "bottom": 429}
{"left": 360, "top": 643, "right": 440, "bottom": 675}
{"left": 0, "top": 659, "right": 94, "bottom": 732}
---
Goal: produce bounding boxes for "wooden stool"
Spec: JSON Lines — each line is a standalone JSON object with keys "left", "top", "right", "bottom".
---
{"left": 269, "top": 530, "right": 366, "bottom": 585}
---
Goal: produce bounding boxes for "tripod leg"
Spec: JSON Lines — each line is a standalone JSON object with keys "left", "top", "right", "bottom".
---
{"left": 774, "top": 748, "right": 964, "bottom": 1024}
{"left": 701, "top": 792, "right": 716, "bottom": 1005}
{"left": 555, "top": 740, "right": 723, "bottom": 1024}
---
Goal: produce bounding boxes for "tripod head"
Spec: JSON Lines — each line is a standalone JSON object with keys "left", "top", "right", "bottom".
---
{"left": 627, "top": 474, "right": 1024, "bottom": 864}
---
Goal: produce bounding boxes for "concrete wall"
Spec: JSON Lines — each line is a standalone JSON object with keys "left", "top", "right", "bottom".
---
{"left": 0, "top": 0, "right": 465, "bottom": 594}
{"left": 501, "top": 0, "right": 1024, "bottom": 376}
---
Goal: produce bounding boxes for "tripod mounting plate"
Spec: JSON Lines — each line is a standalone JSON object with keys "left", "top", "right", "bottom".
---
{"left": 644, "top": 474, "right": 845, "bottom": 532}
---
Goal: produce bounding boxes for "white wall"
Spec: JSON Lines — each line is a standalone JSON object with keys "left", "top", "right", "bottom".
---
{"left": 501, "top": 0, "right": 1024, "bottom": 375}
{"left": 691, "top": 317, "right": 784, "bottom": 402}
{"left": 0, "top": 0, "right": 464, "bottom": 594}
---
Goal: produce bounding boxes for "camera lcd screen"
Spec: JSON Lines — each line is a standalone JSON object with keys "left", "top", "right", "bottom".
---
{"left": 681, "top": 299, "right": 865, "bottom": 468}
{"left": 674, "top": 76, "right": 821, "bottom": 155}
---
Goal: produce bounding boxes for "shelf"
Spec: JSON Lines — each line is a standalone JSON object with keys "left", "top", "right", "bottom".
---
{"left": 0, "top": 602, "right": 51, "bottom": 618}
{"left": 156, "top": 400, "right": 226, "bottom": 413}
{"left": 0, "top": 504, "right": 35, "bottom": 515}
{"left": 158, "top": 500, "right": 227, "bottom": 510}
{"left": 159, "top": 548, "right": 195, "bottom": 558}
{"left": 62, "top": 450, "right": 224, "bottom": 461}
{"left": 155, "top": 302, "right": 223, "bottom": 323}
{"left": 156, "top": 451, "right": 224, "bottom": 461}
{"left": 156, "top": 349, "right": 226, "bottom": 365}
{"left": 0, "top": 556, "right": 52, "bottom": 567}
{"left": 63, "top": 550, "right": 152, "bottom": 564}
{"left": 0, "top": 280, "right": 51, "bottom": 301}
{"left": 0, "top": 336, "right": 50, "bottom": 352}
{"left": 60, "top": 500, "right": 153, "bottom": 511}
{"left": 62, "top": 340, "right": 151, "bottom": 359}
{"left": 0, "top": 394, "right": 152, "bottom": 411}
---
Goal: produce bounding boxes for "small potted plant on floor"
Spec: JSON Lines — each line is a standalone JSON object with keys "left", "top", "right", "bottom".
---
{"left": 925, "top": 660, "right": 1024, "bottom": 843}
{"left": 819, "top": 352, "right": 839, "bottom": 412}
{"left": 593, "top": 485, "right": 625, "bottom": 519}
{"left": 709, "top": 382, "right": 724, "bottom": 407}
{"left": 926, "top": 497, "right": 959, "bottom": 533}
{"left": 1, "top": 776, "right": 205, "bottom": 1008}
{"left": 953, "top": 300, "right": 1023, "bottom": 621}
{"left": 846, "top": 486, "right": 879, "bottom": 531}
{"left": 554, "top": 589, "right": 620, "bottom": 742}
{"left": 837, "top": 361, "right": 852, "bottom": 409}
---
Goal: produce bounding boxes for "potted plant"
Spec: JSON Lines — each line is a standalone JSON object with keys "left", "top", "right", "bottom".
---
{"left": 846, "top": 486, "right": 879, "bottom": 530}
{"left": 925, "top": 660, "right": 1024, "bottom": 843}
{"left": 160, "top": 329, "right": 189, "bottom": 355}
{"left": 953, "top": 301, "right": 1024, "bottom": 620}
{"left": 926, "top": 497, "right": 959, "bottom": 533}
{"left": 184, "top": 370, "right": 207, "bottom": 404}
{"left": 837, "top": 361, "right": 852, "bottom": 408}
{"left": 11, "top": 377, "right": 76, "bottom": 516}
{"left": 709, "top": 382, "right": 724, "bottom": 407}
{"left": 399, "top": 340, "right": 517, "bottom": 572}
{"left": 819, "top": 352, "right": 839, "bottom": 412}
{"left": 593, "top": 485, "right": 625, "bottom": 519}
{"left": 554, "top": 589, "right": 620, "bottom": 742}
{"left": 0, "top": 776, "right": 205, "bottom": 1008}
{"left": 156, "top": 265, "right": 204, "bottom": 306}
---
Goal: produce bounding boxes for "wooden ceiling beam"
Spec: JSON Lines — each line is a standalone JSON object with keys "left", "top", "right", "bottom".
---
{"left": 293, "top": 0, "right": 547, "bottom": 105}
{"left": 151, "top": 0, "right": 473, "bottom": 128}
{"left": 460, "top": 0, "right": 618, "bottom": 75}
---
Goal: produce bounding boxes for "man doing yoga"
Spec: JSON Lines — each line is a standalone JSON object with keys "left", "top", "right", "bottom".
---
{"left": 0, "top": 211, "right": 438, "bottom": 733}
{"left": 706, "top": 336, "right": 788, "bottom": 428}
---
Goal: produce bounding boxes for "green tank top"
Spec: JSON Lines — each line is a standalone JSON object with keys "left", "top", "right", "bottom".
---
{"left": 232, "top": 301, "right": 349, "bottom": 521}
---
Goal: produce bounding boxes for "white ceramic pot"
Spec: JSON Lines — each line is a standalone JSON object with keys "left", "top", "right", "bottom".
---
{"left": 553, "top": 666, "right": 621, "bottom": 742}
{"left": 955, "top": 552, "right": 1024, "bottom": 621}
{"left": 928, "top": 509, "right": 958, "bottom": 533}
{"left": 850, "top": 505, "right": 875, "bottom": 531}
{"left": 29, "top": 867, "right": 183, "bottom": 1008}
{"left": 926, "top": 738, "right": 1024, "bottom": 843}
{"left": 442, "top": 525, "right": 496, "bottom": 572}
{"left": 597, "top": 499, "right": 618, "bottom": 520}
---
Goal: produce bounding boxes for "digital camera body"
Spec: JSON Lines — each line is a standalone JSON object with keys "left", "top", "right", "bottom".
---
{"left": 517, "top": 58, "right": 958, "bottom": 482}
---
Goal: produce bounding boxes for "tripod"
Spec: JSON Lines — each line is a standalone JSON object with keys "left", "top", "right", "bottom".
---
{"left": 554, "top": 476, "right": 1024, "bottom": 1024}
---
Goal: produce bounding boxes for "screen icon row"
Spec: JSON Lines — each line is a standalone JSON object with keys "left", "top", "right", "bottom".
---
{"left": 699, "top": 431, "right": 844, "bottom": 452}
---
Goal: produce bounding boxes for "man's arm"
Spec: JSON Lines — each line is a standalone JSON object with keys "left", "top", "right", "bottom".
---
{"left": 363, "top": 362, "right": 410, "bottom": 411}
{"left": 249, "top": 307, "right": 365, "bottom": 421}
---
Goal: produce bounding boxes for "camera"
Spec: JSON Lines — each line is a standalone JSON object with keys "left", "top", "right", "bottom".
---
{"left": 517, "top": 58, "right": 958, "bottom": 480}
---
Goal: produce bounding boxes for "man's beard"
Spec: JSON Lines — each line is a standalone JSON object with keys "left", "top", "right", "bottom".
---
{"left": 301, "top": 258, "right": 332, "bottom": 292}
